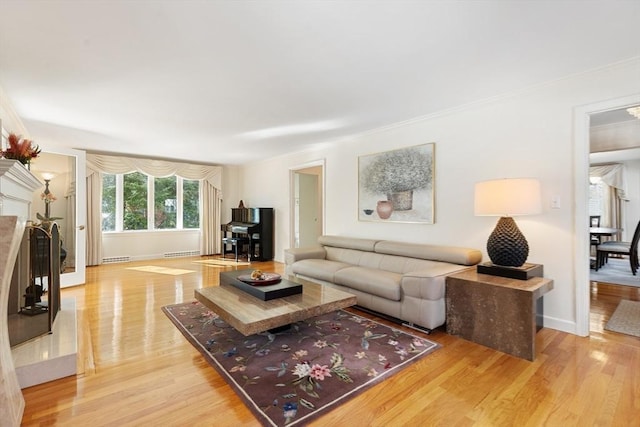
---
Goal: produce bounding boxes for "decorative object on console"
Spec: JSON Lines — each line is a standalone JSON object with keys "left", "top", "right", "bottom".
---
{"left": 1, "top": 133, "right": 41, "bottom": 167}
{"left": 474, "top": 178, "right": 542, "bottom": 277}
{"left": 222, "top": 269, "right": 300, "bottom": 300}
{"left": 36, "top": 172, "right": 63, "bottom": 227}
{"left": 237, "top": 270, "right": 282, "bottom": 286}
{"left": 358, "top": 143, "right": 435, "bottom": 223}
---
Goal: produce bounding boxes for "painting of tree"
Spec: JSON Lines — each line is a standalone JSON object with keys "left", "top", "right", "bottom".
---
{"left": 359, "top": 143, "right": 434, "bottom": 223}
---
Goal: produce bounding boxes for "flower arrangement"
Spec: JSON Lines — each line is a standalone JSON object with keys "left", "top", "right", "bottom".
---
{"left": 38, "top": 189, "right": 62, "bottom": 224}
{"left": 41, "top": 192, "right": 57, "bottom": 203}
{"left": 1, "top": 133, "right": 41, "bottom": 165}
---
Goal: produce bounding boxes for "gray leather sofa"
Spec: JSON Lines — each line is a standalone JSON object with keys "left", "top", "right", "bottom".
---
{"left": 284, "top": 235, "right": 482, "bottom": 331}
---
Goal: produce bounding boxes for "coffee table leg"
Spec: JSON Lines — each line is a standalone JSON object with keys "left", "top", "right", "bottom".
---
{"left": 268, "top": 324, "right": 291, "bottom": 334}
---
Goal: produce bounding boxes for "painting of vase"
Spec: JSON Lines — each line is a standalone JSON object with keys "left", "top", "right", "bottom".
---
{"left": 358, "top": 143, "right": 435, "bottom": 223}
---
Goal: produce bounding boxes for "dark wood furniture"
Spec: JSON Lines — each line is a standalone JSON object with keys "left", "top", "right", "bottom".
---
{"left": 595, "top": 219, "right": 640, "bottom": 275}
{"left": 221, "top": 207, "right": 274, "bottom": 261}
{"left": 445, "top": 269, "right": 553, "bottom": 361}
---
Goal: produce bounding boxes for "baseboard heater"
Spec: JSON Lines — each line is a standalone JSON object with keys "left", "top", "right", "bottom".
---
{"left": 102, "top": 256, "right": 131, "bottom": 264}
{"left": 163, "top": 250, "right": 200, "bottom": 258}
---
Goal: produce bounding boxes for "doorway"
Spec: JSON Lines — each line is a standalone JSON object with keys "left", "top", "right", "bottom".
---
{"left": 290, "top": 160, "right": 325, "bottom": 249}
{"left": 30, "top": 147, "right": 86, "bottom": 288}
{"left": 588, "top": 105, "right": 640, "bottom": 334}
{"left": 574, "top": 94, "right": 640, "bottom": 337}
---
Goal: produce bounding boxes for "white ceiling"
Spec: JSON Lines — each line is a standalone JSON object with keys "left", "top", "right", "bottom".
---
{"left": 1, "top": 1, "right": 639, "bottom": 165}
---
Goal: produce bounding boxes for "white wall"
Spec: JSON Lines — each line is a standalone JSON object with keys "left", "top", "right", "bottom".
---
{"left": 102, "top": 230, "right": 200, "bottom": 261}
{"left": 238, "top": 59, "right": 640, "bottom": 335}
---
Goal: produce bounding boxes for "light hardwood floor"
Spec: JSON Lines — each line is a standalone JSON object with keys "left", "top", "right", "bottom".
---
{"left": 19, "top": 257, "right": 640, "bottom": 426}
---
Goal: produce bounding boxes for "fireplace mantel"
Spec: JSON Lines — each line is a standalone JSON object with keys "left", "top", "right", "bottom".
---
{"left": 0, "top": 158, "right": 42, "bottom": 218}
{"left": 0, "top": 160, "right": 41, "bottom": 426}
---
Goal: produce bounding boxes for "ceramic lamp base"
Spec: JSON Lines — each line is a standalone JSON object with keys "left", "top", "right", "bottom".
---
{"left": 486, "top": 216, "right": 529, "bottom": 267}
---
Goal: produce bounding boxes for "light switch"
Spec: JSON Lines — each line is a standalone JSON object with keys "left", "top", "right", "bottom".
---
{"left": 551, "top": 196, "right": 561, "bottom": 209}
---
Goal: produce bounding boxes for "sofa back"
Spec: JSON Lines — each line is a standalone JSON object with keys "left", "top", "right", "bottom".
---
{"left": 374, "top": 240, "right": 481, "bottom": 266}
{"left": 318, "top": 235, "right": 377, "bottom": 251}
{"left": 318, "top": 235, "right": 482, "bottom": 271}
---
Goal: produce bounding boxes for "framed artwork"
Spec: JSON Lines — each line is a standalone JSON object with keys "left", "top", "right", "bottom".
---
{"left": 358, "top": 143, "right": 435, "bottom": 223}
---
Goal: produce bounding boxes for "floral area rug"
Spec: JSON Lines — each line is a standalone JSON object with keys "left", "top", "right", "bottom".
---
{"left": 162, "top": 301, "right": 440, "bottom": 426}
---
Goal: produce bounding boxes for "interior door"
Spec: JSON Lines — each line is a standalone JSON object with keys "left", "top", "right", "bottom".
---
{"left": 32, "top": 147, "right": 86, "bottom": 287}
{"left": 297, "top": 173, "right": 320, "bottom": 247}
{"left": 291, "top": 161, "right": 324, "bottom": 248}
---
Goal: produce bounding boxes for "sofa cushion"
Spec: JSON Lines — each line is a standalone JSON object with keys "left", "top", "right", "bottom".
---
{"left": 291, "top": 259, "right": 352, "bottom": 283}
{"left": 334, "top": 266, "right": 402, "bottom": 301}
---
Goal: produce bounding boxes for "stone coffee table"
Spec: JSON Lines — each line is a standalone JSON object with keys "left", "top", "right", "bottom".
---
{"left": 194, "top": 270, "right": 357, "bottom": 336}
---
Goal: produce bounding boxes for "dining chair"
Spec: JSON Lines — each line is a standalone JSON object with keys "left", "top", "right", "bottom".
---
{"left": 595, "top": 219, "right": 640, "bottom": 275}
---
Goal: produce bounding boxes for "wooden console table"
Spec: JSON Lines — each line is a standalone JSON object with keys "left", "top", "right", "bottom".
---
{"left": 445, "top": 269, "right": 553, "bottom": 361}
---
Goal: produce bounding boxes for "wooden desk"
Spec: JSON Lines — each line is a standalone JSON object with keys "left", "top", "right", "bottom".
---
{"left": 445, "top": 269, "right": 553, "bottom": 361}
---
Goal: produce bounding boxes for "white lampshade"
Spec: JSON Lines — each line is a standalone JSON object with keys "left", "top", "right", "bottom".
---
{"left": 475, "top": 178, "right": 542, "bottom": 217}
{"left": 40, "top": 171, "right": 56, "bottom": 181}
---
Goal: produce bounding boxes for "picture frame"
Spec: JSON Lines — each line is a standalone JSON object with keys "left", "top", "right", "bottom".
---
{"left": 358, "top": 143, "right": 435, "bottom": 223}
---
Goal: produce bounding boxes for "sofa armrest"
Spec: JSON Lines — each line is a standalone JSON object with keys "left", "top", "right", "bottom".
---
{"left": 401, "top": 266, "right": 471, "bottom": 300}
{"left": 284, "top": 246, "right": 327, "bottom": 266}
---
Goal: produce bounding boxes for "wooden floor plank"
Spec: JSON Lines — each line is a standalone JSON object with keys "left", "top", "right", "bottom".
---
{"left": 17, "top": 258, "right": 640, "bottom": 426}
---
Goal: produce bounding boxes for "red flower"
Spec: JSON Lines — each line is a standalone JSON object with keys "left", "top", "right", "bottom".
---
{"left": 2, "top": 133, "right": 41, "bottom": 164}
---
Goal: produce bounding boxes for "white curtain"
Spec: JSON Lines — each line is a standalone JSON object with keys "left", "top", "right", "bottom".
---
{"left": 64, "top": 179, "right": 76, "bottom": 269}
{"left": 86, "top": 165, "right": 102, "bottom": 266}
{"left": 590, "top": 164, "right": 627, "bottom": 198}
{"left": 86, "top": 154, "right": 222, "bottom": 187}
{"left": 201, "top": 181, "right": 222, "bottom": 255}
{"left": 86, "top": 154, "right": 223, "bottom": 264}
{"left": 590, "top": 164, "right": 626, "bottom": 232}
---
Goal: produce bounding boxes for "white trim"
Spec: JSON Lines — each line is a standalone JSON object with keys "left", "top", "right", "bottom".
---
{"left": 289, "top": 159, "right": 326, "bottom": 249}
{"left": 573, "top": 93, "right": 640, "bottom": 337}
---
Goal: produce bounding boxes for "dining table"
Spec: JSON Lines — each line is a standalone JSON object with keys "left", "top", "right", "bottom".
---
{"left": 589, "top": 227, "right": 621, "bottom": 239}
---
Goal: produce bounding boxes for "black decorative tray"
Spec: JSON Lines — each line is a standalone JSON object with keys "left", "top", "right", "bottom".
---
{"left": 237, "top": 273, "right": 282, "bottom": 286}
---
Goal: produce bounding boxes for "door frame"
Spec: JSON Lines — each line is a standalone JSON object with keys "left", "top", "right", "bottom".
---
{"left": 573, "top": 93, "right": 640, "bottom": 336}
{"left": 289, "top": 159, "right": 325, "bottom": 249}
{"left": 40, "top": 146, "right": 86, "bottom": 288}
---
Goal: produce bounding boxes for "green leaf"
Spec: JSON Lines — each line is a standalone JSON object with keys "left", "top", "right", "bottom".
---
{"left": 299, "top": 398, "right": 315, "bottom": 410}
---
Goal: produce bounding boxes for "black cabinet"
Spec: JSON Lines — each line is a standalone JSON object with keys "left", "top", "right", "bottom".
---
{"left": 221, "top": 207, "right": 274, "bottom": 261}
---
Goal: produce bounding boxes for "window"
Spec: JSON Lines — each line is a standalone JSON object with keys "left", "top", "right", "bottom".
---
{"left": 183, "top": 179, "right": 200, "bottom": 229}
{"left": 101, "top": 172, "right": 200, "bottom": 232}
{"left": 102, "top": 174, "right": 116, "bottom": 231}
{"left": 154, "top": 176, "right": 177, "bottom": 229}
{"left": 123, "top": 172, "right": 148, "bottom": 230}
{"left": 588, "top": 177, "right": 604, "bottom": 218}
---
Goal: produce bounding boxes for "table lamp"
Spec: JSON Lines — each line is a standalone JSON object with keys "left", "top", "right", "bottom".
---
{"left": 474, "top": 178, "right": 542, "bottom": 268}
{"left": 41, "top": 172, "right": 56, "bottom": 218}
